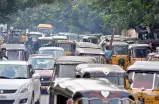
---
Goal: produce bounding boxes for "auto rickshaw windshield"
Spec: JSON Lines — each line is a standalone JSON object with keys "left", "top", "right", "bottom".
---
{"left": 94, "top": 77, "right": 124, "bottom": 87}
{"left": 129, "top": 72, "right": 159, "bottom": 89}
{"left": 58, "top": 44, "right": 71, "bottom": 51}
{"left": 39, "top": 40, "right": 53, "bottom": 46}
{"left": 55, "top": 65, "right": 77, "bottom": 78}
{"left": 112, "top": 46, "right": 128, "bottom": 55}
{"left": 132, "top": 48, "right": 149, "bottom": 58}
{"left": 7, "top": 50, "right": 24, "bottom": 60}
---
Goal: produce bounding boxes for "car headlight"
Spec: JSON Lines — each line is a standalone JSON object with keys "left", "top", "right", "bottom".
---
{"left": 19, "top": 84, "right": 30, "bottom": 93}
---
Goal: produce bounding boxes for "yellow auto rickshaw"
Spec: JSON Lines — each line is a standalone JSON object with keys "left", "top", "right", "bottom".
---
{"left": 56, "top": 40, "right": 76, "bottom": 56}
{"left": 82, "top": 35, "right": 99, "bottom": 44}
{"left": 107, "top": 41, "right": 129, "bottom": 70}
{"left": 127, "top": 61, "right": 159, "bottom": 104}
{"left": 128, "top": 44, "right": 150, "bottom": 66}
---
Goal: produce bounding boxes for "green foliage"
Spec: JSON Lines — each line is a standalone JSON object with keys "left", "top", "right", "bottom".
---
{"left": 91, "top": 0, "right": 159, "bottom": 28}
{"left": 10, "top": 0, "right": 110, "bottom": 34}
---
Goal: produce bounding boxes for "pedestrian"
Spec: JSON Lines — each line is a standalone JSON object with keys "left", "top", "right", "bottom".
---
{"left": 105, "top": 46, "right": 112, "bottom": 63}
{"left": 0, "top": 48, "right": 8, "bottom": 60}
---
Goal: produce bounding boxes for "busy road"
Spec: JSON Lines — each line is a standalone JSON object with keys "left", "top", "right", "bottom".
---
{"left": 41, "top": 95, "right": 49, "bottom": 104}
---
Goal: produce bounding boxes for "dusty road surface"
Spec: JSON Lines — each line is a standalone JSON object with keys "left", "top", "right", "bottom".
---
{"left": 41, "top": 94, "right": 49, "bottom": 104}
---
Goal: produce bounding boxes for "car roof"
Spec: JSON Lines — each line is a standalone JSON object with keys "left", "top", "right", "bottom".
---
{"left": 0, "top": 61, "right": 29, "bottom": 65}
{"left": 127, "top": 61, "right": 159, "bottom": 72}
{"left": 129, "top": 44, "right": 149, "bottom": 49}
{"left": 56, "top": 40, "right": 75, "bottom": 43}
{"left": 29, "top": 54, "right": 54, "bottom": 59}
{"left": 54, "top": 78, "right": 125, "bottom": 93}
{"left": 76, "top": 64, "right": 125, "bottom": 73}
{"left": 52, "top": 36, "right": 67, "bottom": 39}
{"left": 76, "top": 48, "right": 105, "bottom": 55}
{"left": 82, "top": 36, "right": 98, "bottom": 39}
{"left": 107, "top": 41, "right": 128, "bottom": 46}
{"left": 38, "top": 37, "right": 53, "bottom": 40}
{"left": 1, "top": 44, "right": 26, "bottom": 50}
{"left": 55, "top": 56, "right": 97, "bottom": 64}
{"left": 76, "top": 42, "right": 101, "bottom": 49}
{"left": 29, "top": 32, "right": 43, "bottom": 35}
{"left": 39, "top": 47, "right": 64, "bottom": 51}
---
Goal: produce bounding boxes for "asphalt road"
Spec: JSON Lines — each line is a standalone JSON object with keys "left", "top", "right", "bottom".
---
{"left": 41, "top": 94, "right": 49, "bottom": 104}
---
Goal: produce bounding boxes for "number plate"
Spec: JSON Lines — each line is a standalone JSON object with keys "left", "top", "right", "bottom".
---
{"left": 0, "top": 95, "right": 6, "bottom": 99}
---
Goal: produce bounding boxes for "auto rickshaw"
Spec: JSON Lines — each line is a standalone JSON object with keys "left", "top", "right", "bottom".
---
{"left": 1, "top": 43, "right": 28, "bottom": 61}
{"left": 76, "top": 42, "right": 101, "bottom": 49}
{"left": 128, "top": 44, "right": 150, "bottom": 66}
{"left": 49, "top": 78, "right": 136, "bottom": 104}
{"left": 52, "top": 36, "right": 67, "bottom": 43}
{"left": 82, "top": 36, "right": 99, "bottom": 44}
{"left": 76, "top": 48, "right": 106, "bottom": 64}
{"left": 27, "top": 32, "right": 44, "bottom": 42}
{"left": 127, "top": 61, "right": 159, "bottom": 104}
{"left": 52, "top": 56, "right": 97, "bottom": 81}
{"left": 38, "top": 37, "right": 54, "bottom": 47}
{"left": 56, "top": 40, "right": 76, "bottom": 56}
{"left": 107, "top": 41, "right": 129, "bottom": 70}
{"left": 75, "top": 64, "right": 132, "bottom": 89}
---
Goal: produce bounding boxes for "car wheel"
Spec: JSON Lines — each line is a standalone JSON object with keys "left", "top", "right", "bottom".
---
{"left": 35, "top": 99, "right": 40, "bottom": 104}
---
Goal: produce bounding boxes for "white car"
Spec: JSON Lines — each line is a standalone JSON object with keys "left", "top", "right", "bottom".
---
{"left": 0, "top": 61, "right": 41, "bottom": 104}
{"left": 38, "top": 47, "right": 65, "bottom": 59}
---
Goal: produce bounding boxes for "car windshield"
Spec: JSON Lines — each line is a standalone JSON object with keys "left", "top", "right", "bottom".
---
{"left": 132, "top": 48, "right": 148, "bottom": 58}
{"left": 38, "top": 28, "right": 51, "bottom": 34}
{"left": 112, "top": 46, "right": 128, "bottom": 55}
{"left": 0, "top": 64, "right": 28, "bottom": 78}
{"left": 55, "top": 65, "right": 77, "bottom": 78}
{"left": 39, "top": 49, "right": 65, "bottom": 59}
{"left": 28, "top": 58, "right": 54, "bottom": 69}
{"left": 131, "top": 72, "right": 154, "bottom": 89}
{"left": 7, "top": 50, "right": 24, "bottom": 60}
{"left": 58, "top": 44, "right": 71, "bottom": 51}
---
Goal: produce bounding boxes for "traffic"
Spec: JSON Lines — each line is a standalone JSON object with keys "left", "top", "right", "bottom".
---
{"left": 0, "top": 30, "right": 158, "bottom": 104}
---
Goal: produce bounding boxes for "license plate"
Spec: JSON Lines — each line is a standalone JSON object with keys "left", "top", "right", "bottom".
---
{"left": 41, "top": 86, "right": 49, "bottom": 89}
{"left": 0, "top": 95, "right": 6, "bottom": 99}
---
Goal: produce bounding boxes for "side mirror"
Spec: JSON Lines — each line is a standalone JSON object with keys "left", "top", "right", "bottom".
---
{"left": 83, "top": 72, "right": 91, "bottom": 78}
{"left": 32, "top": 73, "right": 40, "bottom": 79}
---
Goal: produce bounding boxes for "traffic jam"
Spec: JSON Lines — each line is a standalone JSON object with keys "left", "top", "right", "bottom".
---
{"left": 0, "top": 29, "right": 158, "bottom": 104}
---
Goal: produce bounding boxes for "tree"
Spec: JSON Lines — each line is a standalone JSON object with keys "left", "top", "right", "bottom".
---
{"left": 90, "top": 0, "right": 159, "bottom": 28}
{"left": 10, "top": 0, "right": 111, "bottom": 34}
{"left": 0, "top": 0, "right": 71, "bottom": 22}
